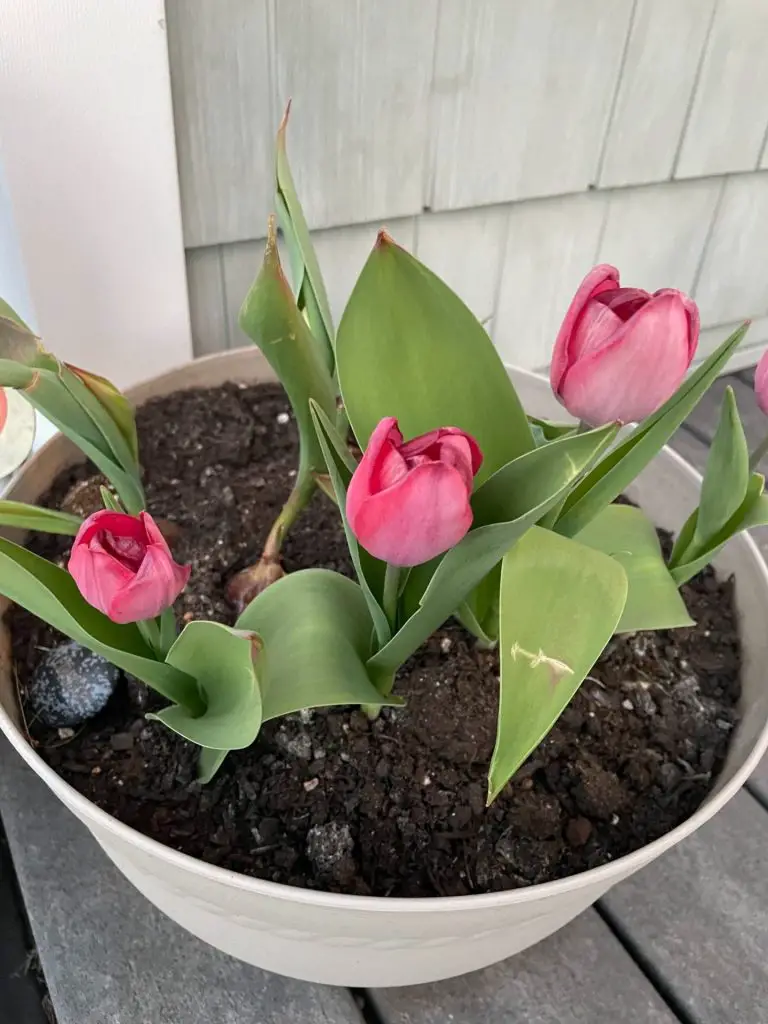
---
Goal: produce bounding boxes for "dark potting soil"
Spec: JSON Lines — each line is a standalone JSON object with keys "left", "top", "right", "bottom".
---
{"left": 8, "top": 381, "right": 741, "bottom": 897}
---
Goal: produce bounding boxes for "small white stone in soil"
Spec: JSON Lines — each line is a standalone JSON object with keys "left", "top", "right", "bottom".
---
{"left": 57, "top": 727, "right": 75, "bottom": 740}
{"left": 275, "top": 727, "right": 313, "bottom": 760}
{"left": 610, "top": 813, "right": 620, "bottom": 825}
{"left": 440, "top": 637, "right": 452, "bottom": 653}
{"left": 340, "top": 752, "right": 350, "bottom": 762}
{"left": 303, "top": 778, "right": 320, "bottom": 793}
{"left": 306, "top": 823, "right": 353, "bottom": 872}
{"left": 313, "top": 748, "right": 326, "bottom": 760}
{"left": 621, "top": 698, "right": 634, "bottom": 711}
{"left": 298, "top": 708, "right": 314, "bottom": 725}
{"left": 276, "top": 412, "right": 290, "bottom": 424}
{"left": 422, "top": 774, "right": 431, "bottom": 786}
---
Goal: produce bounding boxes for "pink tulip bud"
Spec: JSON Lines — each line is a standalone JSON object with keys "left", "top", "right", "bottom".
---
{"left": 755, "top": 349, "right": 768, "bottom": 416}
{"left": 68, "top": 510, "right": 190, "bottom": 624}
{"left": 550, "top": 265, "right": 699, "bottom": 426}
{"left": 347, "top": 418, "right": 483, "bottom": 567}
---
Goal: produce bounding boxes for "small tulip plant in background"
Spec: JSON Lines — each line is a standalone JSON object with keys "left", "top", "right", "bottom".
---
{"left": 1, "top": 110, "right": 767, "bottom": 802}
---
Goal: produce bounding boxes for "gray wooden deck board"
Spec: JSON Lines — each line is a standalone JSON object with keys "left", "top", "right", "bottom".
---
{"left": 601, "top": 790, "right": 768, "bottom": 1024}
{"left": 0, "top": 735, "right": 364, "bottom": 1024}
{"left": 370, "top": 910, "right": 679, "bottom": 1024}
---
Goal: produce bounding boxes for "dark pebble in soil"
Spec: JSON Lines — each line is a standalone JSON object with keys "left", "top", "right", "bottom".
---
{"left": 25, "top": 642, "right": 120, "bottom": 727}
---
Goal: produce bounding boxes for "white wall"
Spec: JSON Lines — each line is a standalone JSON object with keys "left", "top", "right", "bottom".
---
{"left": 168, "top": 0, "right": 768, "bottom": 373}
{"left": 0, "top": 0, "right": 192, "bottom": 387}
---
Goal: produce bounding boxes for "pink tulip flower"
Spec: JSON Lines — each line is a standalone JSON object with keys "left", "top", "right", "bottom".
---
{"left": 755, "top": 349, "right": 768, "bottom": 416}
{"left": 347, "top": 418, "right": 483, "bottom": 567}
{"left": 68, "top": 510, "right": 190, "bottom": 624}
{"left": 550, "top": 265, "right": 699, "bottom": 425}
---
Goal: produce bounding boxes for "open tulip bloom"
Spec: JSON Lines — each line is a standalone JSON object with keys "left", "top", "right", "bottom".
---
{"left": 0, "top": 113, "right": 766, "bottom": 801}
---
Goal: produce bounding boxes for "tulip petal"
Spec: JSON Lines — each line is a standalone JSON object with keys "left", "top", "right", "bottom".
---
{"left": 348, "top": 416, "right": 401, "bottom": 521}
{"left": 68, "top": 544, "right": 136, "bottom": 618}
{"left": 435, "top": 427, "right": 484, "bottom": 476}
{"left": 597, "top": 287, "right": 651, "bottom": 321}
{"left": 550, "top": 265, "right": 619, "bottom": 394}
{"left": 107, "top": 544, "right": 191, "bottom": 624}
{"left": 756, "top": 349, "right": 768, "bottom": 417}
{"left": 73, "top": 509, "right": 148, "bottom": 548}
{"left": 654, "top": 288, "right": 699, "bottom": 361}
{"left": 559, "top": 291, "right": 691, "bottom": 425}
{"left": 349, "top": 462, "right": 473, "bottom": 567}
{"left": 435, "top": 434, "right": 474, "bottom": 492}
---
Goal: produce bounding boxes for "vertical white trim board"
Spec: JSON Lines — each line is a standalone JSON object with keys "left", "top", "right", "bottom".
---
{"left": 0, "top": 0, "right": 192, "bottom": 387}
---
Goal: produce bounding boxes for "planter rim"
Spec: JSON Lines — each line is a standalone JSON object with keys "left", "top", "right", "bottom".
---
{"left": 2, "top": 349, "right": 767, "bottom": 914}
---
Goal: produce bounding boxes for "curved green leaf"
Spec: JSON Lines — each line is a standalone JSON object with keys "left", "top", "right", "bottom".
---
{"left": 239, "top": 220, "right": 337, "bottom": 479}
{"left": 575, "top": 504, "right": 693, "bottom": 632}
{"left": 692, "top": 385, "right": 749, "bottom": 555}
{"left": 0, "top": 537, "right": 200, "bottom": 711}
{"left": 63, "top": 364, "right": 140, "bottom": 467}
{"left": 671, "top": 472, "right": 767, "bottom": 585}
{"left": 236, "top": 568, "right": 397, "bottom": 719}
{"left": 149, "top": 622, "right": 262, "bottom": 750}
{"left": 275, "top": 104, "right": 335, "bottom": 367}
{"left": 489, "top": 527, "right": 627, "bottom": 802}
{"left": 0, "top": 501, "right": 82, "bottom": 536}
{"left": 336, "top": 234, "right": 534, "bottom": 485}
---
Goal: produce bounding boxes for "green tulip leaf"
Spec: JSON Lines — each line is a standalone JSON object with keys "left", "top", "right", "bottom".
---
{"left": 149, "top": 621, "right": 262, "bottom": 750}
{"left": 63, "top": 363, "right": 140, "bottom": 467}
{"left": 336, "top": 234, "right": 534, "bottom": 485}
{"left": 555, "top": 322, "right": 750, "bottom": 538}
{"left": 0, "top": 303, "right": 41, "bottom": 363}
{"left": 575, "top": 504, "right": 693, "bottom": 632}
{"left": 197, "top": 747, "right": 228, "bottom": 784}
{"left": 0, "top": 537, "right": 201, "bottom": 711}
{"left": 691, "top": 386, "right": 750, "bottom": 556}
{"left": 275, "top": 104, "right": 335, "bottom": 368}
{"left": 239, "top": 220, "right": 338, "bottom": 480}
{"left": 671, "top": 472, "right": 767, "bottom": 585}
{"left": 0, "top": 298, "right": 32, "bottom": 333}
{"left": 0, "top": 501, "right": 82, "bottom": 536}
{"left": 236, "top": 568, "right": 398, "bottom": 719}
{"left": 370, "top": 425, "right": 618, "bottom": 678}
{"left": 489, "top": 527, "right": 627, "bottom": 802}
{"left": 528, "top": 416, "right": 577, "bottom": 445}
{"left": 0, "top": 359, "right": 145, "bottom": 514}
{"left": 310, "top": 401, "right": 390, "bottom": 648}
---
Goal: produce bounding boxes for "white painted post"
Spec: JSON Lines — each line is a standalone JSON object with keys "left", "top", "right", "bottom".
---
{"left": 0, "top": 0, "right": 192, "bottom": 388}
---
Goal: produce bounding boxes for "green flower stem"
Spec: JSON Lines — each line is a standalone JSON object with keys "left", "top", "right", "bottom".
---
{"left": 382, "top": 563, "right": 401, "bottom": 630}
{"left": 749, "top": 432, "right": 768, "bottom": 471}
{"left": 226, "top": 468, "right": 317, "bottom": 610}
{"left": 137, "top": 618, "right": 163, "bottom": 658}
{"left": 265, "top": 469, "right": 317, "bottom": 560}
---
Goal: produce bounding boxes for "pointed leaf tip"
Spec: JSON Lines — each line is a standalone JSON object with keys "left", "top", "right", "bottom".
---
{"left": 375, "top": 229, "right": 396, "bottom": 249}
{"left": 278, "top": 98, "right": 292, "bottom": 136}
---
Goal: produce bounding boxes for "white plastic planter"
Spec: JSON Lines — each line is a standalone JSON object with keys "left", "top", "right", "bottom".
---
{"left": 2, "top": 349, "right": 768, "bottom": 988}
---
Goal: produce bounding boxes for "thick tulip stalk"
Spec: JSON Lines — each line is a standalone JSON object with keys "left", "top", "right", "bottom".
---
{"left": 550, "top": 265, "right": 699, "bottom": 426}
